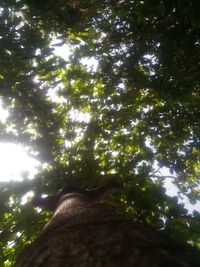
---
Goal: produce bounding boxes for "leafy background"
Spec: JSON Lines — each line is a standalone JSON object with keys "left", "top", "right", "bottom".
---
{"left": 0, "top": 0, "right": 200, "bottom": 265}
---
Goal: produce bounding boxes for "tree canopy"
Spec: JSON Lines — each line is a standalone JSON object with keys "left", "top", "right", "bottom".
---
{"left": 0, "top": 0, "right": 200, "bottom": 265}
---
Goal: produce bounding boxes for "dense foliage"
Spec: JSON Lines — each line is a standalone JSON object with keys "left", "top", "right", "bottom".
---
{"left": 0, "top": 0, "right": 200, "bottom": 265}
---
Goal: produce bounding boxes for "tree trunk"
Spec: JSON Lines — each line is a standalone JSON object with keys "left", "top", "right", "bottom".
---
{"left": 15, "top": 193, "right": 200, "bottom": 267}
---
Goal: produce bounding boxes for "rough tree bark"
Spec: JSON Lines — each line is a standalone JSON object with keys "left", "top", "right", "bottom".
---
{"left": 14, "top": 183, "right": 200, "bottom": 267}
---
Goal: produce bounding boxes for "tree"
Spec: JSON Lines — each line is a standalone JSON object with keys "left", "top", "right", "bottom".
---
{"left": 0, "top": 0, "right": 200, "bottom": 265}
{"left": 14, "top": 184, "right": 200, "bottom": 267}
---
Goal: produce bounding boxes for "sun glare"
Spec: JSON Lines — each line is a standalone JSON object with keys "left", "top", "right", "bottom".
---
{"left": 0, "top": 100, "right": 9, "bottom": 122}
{"left": 0, "top": 102, "right": 39, "bottom": 182}
{"left": 0, "top": 143, "right": 39, "bottom": 182}
{"left": 51, "top": 40, "right": 71, "bottom": 61}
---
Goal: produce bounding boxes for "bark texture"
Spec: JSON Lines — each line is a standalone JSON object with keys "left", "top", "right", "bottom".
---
{"left": 15, "top": 193, "right": 200, "bottom": 267}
